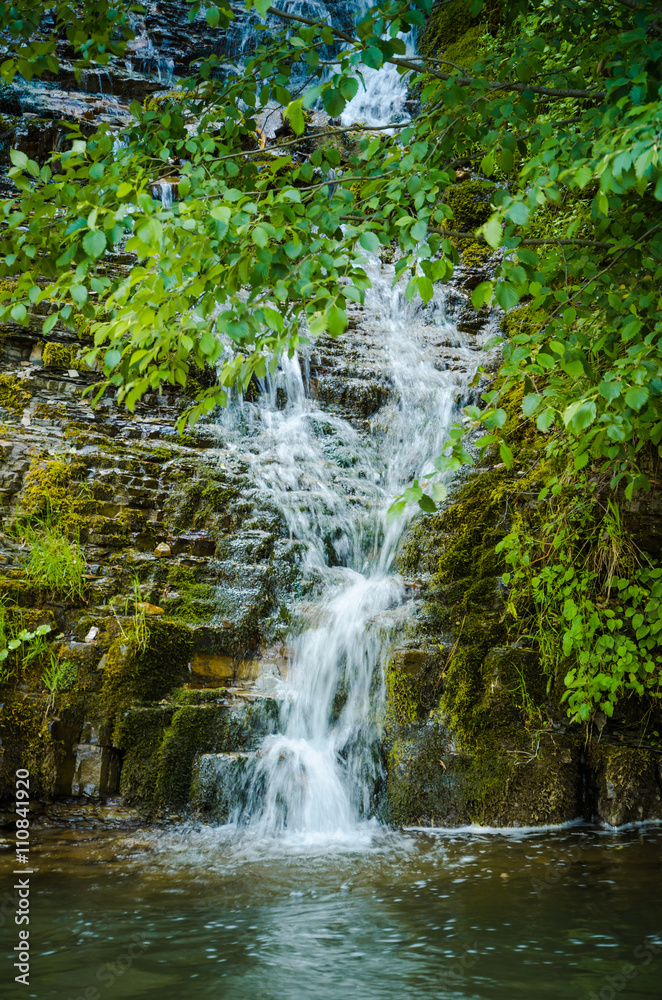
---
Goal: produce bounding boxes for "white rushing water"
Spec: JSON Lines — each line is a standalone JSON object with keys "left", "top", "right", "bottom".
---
{"left": 203, "top": 2, "right": 496, "bottom": 840}
{"left": 216, "top": 260, "right": 497, "bottom": 838}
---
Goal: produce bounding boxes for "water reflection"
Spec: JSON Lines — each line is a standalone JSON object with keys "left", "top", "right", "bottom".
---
{"left": 2, "top": 822, "right": 661, "bottom": 999}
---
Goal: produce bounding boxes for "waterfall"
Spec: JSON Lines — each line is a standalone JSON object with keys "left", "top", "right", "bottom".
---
{"left": 192, "top": 2, "right": 497, "bottom": 840}
{"left": 340, "top": 0, "right": 415, "bottom": 126}
{"left": 213, "top": 262, "right": 496, "bottom": 838}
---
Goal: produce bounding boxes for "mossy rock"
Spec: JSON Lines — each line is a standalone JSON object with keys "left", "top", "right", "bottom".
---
{"left": 113, "top": 704, "right": 176, "bottom": 805}
{"left": 419, "top": 0, "right": 481, "bottom": 55}
{"left": 445, "top": 179, "right": 495, "bottom": 231}
{"left": 586, "top": 742, "right": 662, "bottom": 826}
{"left": 0, "top": 695, "right": 59, "bottom": 798}
{"left": 42, "top": 342, "right": 84, "bottom": 371}
{"left": 114, "top": 698, "right": 267, "bottom": 812}
{"left": 419, "top": 0, "right": 501, "bottom": 57}
{"left": 457, "top": 239, "right": 493, "bottom": 270}
{"left": 161, "top": 565, "right": 217, "bottom": 622}
{"left": 19, "top": 457, "right": 96, "bottom": 534}
{"left": 501, "top": 301, "right": 546, "bottom": 340}
{"left": 0, "top": 373, "right": 31, "bottom": 415}
{"left": 101, "top": 618, "right": 194, "bottom": 704}
{"left": 443, "top": 23, "right": 490, "bottom": 71}
{"left": 385, "top": 721, "right": 582, "bottom": 826}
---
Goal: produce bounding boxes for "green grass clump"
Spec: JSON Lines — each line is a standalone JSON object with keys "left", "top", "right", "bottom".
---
{"left": 26, "top": 525, "right": 86, "bottom": 600}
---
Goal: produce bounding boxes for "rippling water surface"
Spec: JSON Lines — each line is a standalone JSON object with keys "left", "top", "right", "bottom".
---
{"left": 3, "top": 822, "right": 661, "bottom": 999}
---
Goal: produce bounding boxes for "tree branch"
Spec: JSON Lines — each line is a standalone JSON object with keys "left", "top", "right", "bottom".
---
{"left": 444, "top": 116, "right": 584, "bottom": 169}
{"left": 431, "top": 229, "right": 613, "bottom": 248}
{"left": 267, "top": 6, "right": 607, "bottom": 101}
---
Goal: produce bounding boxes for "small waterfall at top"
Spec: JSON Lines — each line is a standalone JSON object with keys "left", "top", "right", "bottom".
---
{"left": 200, "top": 3, "right": 497, "bottom": 840}
{"left": 340, "top": 0, "right": 415, "bottom": 126}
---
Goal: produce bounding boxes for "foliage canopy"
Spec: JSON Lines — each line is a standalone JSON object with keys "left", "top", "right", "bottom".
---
{"left": 1, "top": 0, "right": 662, "bottom": 491}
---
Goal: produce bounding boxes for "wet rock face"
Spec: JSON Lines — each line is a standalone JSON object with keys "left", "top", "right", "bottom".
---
{"left": 385, "top": 468, "right": 662, "bottom": 829}
{"left": 586, "top": 744, "right": 662, "bottom": 827}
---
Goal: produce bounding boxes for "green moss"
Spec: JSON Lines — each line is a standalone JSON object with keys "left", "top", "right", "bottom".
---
{"left": 113, "top": 705, "right": 176, "bottom": 805}
{"left": 458, "top": 239, "right": 493, "bottom": 269}
{"left": 143, "top": 89, "right": 189, "bottom": 114}
{"left": 114, "top": 700, "right": 252, "bottom": 812}
{"left": 150, "top": 703, "right": 250, "bottom": 808}
{"left": 385, "top": 713, "right": 580, "bottom": 827}
{"left": 19, "top": 457, "right": 96, "bottom": 534}
{"left": 42, "top": 342, "right": 85, "bottom": 370}
{"left": 165, "top": 471, "right": 241, "bottom": 532}
{"left": 101, "top": 618, "right": 193, "bottom": 704}
{"left": 162, "top": 565, "right": 217, "bottom": 622}
{"left": 419, "top": 0, "right": 480, "bottom": 56}
{"left": 0, "top": 374, "right": 31, "bottom": 415}
{"left": 386, "top": 662, "right": 424, "bottom": 727}
{"left": 445, "top": 179, "right": 495, "bottom": 231}
{"left": 0, "top": 695, "right": 58, "bottom": 797}
{"left": 501, "top": 301, "right": 546, "bottom": 340}
{"left": 444, "top": 23, "right": 489, "bottom": 70}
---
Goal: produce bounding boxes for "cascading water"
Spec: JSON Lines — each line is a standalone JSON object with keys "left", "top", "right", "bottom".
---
{"left": 182, "top": 0, "right": 497, "bottom": 839}
{"left": 340, "top": 0, "right": 415, "bottom": 126}
{"left": 213, "top": 250, "right": 498, "bottom": 837}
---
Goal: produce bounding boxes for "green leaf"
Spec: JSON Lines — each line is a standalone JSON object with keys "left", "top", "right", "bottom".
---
{"left": 71, "top": 285, "right": 88, "bottom": 306}
{"left": 252, "top": 226, "right": 269, "bottom": 248}
{"left": 322, "top": 89, "right": 345, "bottom": 118}
{"left": 418, "top": 494, "right": 436, "bottom": 513}
{"left": 327, "top": 305, "right": 347, "bottom": 336}
{"left": 522, "top": 393, "right": 543, "bottom": 417}
{"left": 359, "top": 231, "right": 380, "bottom": 253}
{"left": 83, "top": 229, "right": 107, "bottom": 258}
{"left": 624, "top": 386, "right": 649, "bottom": 410}
{"left": 483, "top": 216, "right": 502, "bottom": 249}
{"left": 104, "top": 349, "right": 122, "bottom": 369}
{"left": 536, "top": 408, "right": 555, "bottom": 432}
{"left": 471, "top": 281, "right": 492, "bottom": 309}
{"left": 500, "top": 442, "right": 514, "bottom": 468}
{"left": 598, "top": 381, "right": 621, "bottom": 402}
{"left": 9, "top": 148, "right": 28, "bottom": 169}
{"left": 254, "top": 0, "right": 271, "bottom": 16}
{"left": 506, "top": 201, "right": 529, "bottom": 226}
{"left": 362, "top": 47, "right": 384, "bottom": 69}
{"left": 411, "top": 219, "right": 427, "bottom": 242}
{"left": 417, "top": 276, "right": 434, "bottom": 303}
{"left": 206, "top": 6, "right": 220, "bottom": 27}
{"left": 563, "top": 400, "right": 597, "bottom": 433}
{"left": 285, "top": 99, "right": 305, "bottom": 136}
{"left": 494, "top": 281, "right": 519, "bottom": 311}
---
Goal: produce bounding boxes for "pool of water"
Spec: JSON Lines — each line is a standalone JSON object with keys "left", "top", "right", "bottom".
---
{"left": 2, "top": 821, "right": 662, "bottom": 1000}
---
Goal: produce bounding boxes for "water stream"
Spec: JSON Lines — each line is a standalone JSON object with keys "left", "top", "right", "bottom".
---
{"left": 193, "top": 0, "right": 496, "bottom": 839}
{"left": 3, "top": 9, "right": 660, "bottom": 1000}
{"left": 215, "top": 258, "right": 496, "bottom": 836}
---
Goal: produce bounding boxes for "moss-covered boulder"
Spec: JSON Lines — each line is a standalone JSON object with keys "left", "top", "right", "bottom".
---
{"left": 100, "top": 618, "right": 194, "bottom": 704}
{"left": 114, "top": 694, "right": 277, "bottom": 813}
{"left": 386, "top": 721, "right": 582, "bottom": 827}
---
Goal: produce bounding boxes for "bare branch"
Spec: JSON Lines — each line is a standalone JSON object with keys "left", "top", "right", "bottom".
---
{"left": 431, "top": 229, "right": 613, "bottom": 248}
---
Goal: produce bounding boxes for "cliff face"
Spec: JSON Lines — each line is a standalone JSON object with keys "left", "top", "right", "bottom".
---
{"left": 1, "top": 0, "right": 662, "bottom": 829}
{"left": 384, "top": 465, "right": 662, "bottom": 828}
